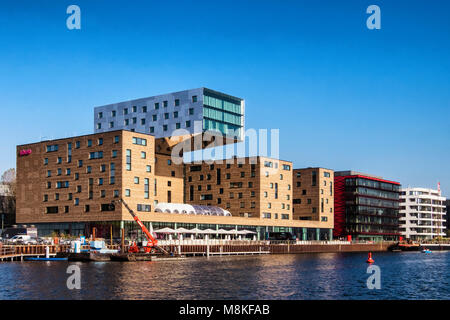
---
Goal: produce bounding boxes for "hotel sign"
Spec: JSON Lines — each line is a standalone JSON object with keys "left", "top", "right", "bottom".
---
{"left": 19, "top": 149, "right": 32, "bottom": 156}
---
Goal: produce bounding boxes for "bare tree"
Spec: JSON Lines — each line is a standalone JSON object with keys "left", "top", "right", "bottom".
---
{"left": 1, "top": 168, "right": 16, "bottom": 216}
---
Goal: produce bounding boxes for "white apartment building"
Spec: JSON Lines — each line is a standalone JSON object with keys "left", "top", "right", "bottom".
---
{"left": 399, "top": 187, "right": 447, "bottom": 240}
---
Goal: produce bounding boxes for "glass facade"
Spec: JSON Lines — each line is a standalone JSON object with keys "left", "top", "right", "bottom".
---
{"left": 33, "top": 221, "right": 331, "bottom": 241}
{"left": 343, "top": 177, "right": 400, "bottom": 241}
{"left": 202, "top": 92, "right": 243, "bottom": 138}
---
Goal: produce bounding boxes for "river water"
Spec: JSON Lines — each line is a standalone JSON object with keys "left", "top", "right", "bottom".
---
{"left": 0, "top": 251, "right": 448, "bottom": 300}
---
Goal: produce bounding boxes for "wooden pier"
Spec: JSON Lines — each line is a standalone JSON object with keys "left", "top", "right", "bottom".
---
{"left": 0, "top": 245, "right": 67, "bottom": 262}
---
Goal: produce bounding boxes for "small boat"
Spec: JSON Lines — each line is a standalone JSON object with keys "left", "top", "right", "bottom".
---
{"left": 422, "top": 249, "right": 432, "bottom": 254}
{"left": 24, "top": 257, "right": 68, "bottom": 261}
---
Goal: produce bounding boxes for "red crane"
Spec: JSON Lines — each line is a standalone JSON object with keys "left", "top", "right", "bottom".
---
{"left": 112, "top": 198, "right": 167, "bottom": 254}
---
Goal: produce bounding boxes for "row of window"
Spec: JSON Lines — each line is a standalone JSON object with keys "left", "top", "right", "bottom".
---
{"left": 262, "top": 213, "right": 290, "bottom": 220}
{"left": 98, "top": 96, "right": 198, "bottom": 119}
{"left": 103, "top": 120, "right": 194, "bottom": 132}
{"left": 45, "top": 136, "right": 120, "bottom": 154}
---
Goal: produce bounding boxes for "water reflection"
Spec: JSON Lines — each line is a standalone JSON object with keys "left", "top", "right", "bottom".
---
{"left": 0, "top": 252, "right": 449, "bottom": 300}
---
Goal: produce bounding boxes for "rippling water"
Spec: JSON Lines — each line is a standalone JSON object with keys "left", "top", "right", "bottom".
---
{"left": 0, "top": 251, "right": 449, "bottom": 299}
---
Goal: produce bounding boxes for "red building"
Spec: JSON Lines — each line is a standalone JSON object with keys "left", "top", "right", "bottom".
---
{"left": 334, "top": 171, "right": 401, "bottom": 241}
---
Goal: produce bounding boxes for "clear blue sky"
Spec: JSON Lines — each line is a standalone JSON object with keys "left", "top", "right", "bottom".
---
{"left": 0, "top": 0, "right": 449, "bottom": 196}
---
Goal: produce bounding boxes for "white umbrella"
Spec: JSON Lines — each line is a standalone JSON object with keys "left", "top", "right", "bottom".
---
{"left": 202, "top": 228, "right": 218, "bottom": 234}
{"left": 241, "top": 229, "right": 257, "bottom": 234}
{"left": 175, "top": 227, "right": 191, "bottom": 234}
{"left": 188, "top": 227, "right": 204, "bottom": 234}
{"left": 154, "top": 227, "right": 176, "bottom": 233}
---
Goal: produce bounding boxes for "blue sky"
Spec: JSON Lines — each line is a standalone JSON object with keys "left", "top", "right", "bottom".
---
{"left": 0, "top": 0, "right": 449, "bottom": 196}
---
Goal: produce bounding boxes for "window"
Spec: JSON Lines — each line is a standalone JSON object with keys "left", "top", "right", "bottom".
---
{"left": 163, "top": 100, "right": 168, "bottom": 107}
{"left": 75, "top": 141, "right": 80, "bottom": 149}
{"left": 141, "top": 118, "right": 145, "bottom": 125}
{"left": 154, "top": 102, "right": 159, "bottom": 110}
{"left": 57, "top": 168, "right": 62, "bottom": 176}
{"left": 152, "top": 114, "right": 157, "bottom": 121}
{"left": 86, "top": 166, "right": 92, "bottom": 174}
{"left": 176, "top": 123, "right": 181, "bottom": 129}
{"left": 87, "top": 139, "right": 92, "bottom": 147}
{"left": 192, "top": 95, "right": 197, "bottom": 103}
{"left": 132, "top": 117, "right": 137, "bottom": 124}
{"left": 123, "top": 108, "right": 128, "bottom": 115}
{"left": 112, "top": 150, "right": 118, "bottom": 158}
{"left": 111, "top": 110, "right": 116, "bottom": 117}
{"left": 43, "top": 194, "right": 48, "bottom": 202}
{"left": 186, "top": 120, "right": 191, "bottom": 128}
{"left": 144, "top": 178, "right": 149, "bottom": 199}
{"left": 321, "top": 216, "right": 328, "bottom": 222}
{"left": 99, "top": 178, "right": 104, "bottom": 185}
{"left": 100, "top": 190, "right": 106, "bottom": 198}
{"left": 89, "top": 151, "right": 103, "bottom": 159}
{"left": 126, "top": 149, "right": 131, "bottom": 171}
{"left": 109, "top": 122, "right": 114, "bottom": 128}
{"left": 114, "top": 135, "right": 119, "bottom": 143}
{"left": 57, "top": 157, "right": 62, "bottom": 164}
{"left": 141, "top": 151, "right": 146, "bottom": 159}
{"left": 74, "top": 198, "right": 79, "bottom": 206}
{"left": 46, "top": 145, "right": 59, "bottom": 152}
{"left": 324, "top": 172, "right": 331, "bottom": 178}
{"left": 142, "top": 106, "right": 147, "bottom": 113}
{"left": 124, "top": 119, "right": 129, "bottom": 126}
{"left": 146, "top": 165, "right": 151, "bottom": 172}
{"left": 175, "top": 99, "right": 180, "bottom": 106}
{"left": 189, "top": 108, "right": 194, "bottom": 115}
{"left": 47, "top": 170, "right": 51, "bottom": 177}
{"left": 174, "top": 111, "right": 178, "bottom": 118}
{"left": 46, "top": 206, "right": 58, "bottom": 214}
{"left": 114, "top": 190, "right": 119, "bottom": 198}
{"left": 74, "top": 173, "right": 79, "bottom": 180}
{"left": 132, "top": 137, "right": 147, "bottom": 146}
{"left": 263, "top": 212, "right": 271, "bottom": 219}
{"left": 163, "top": 125, "right": 168, "bottom": 131}
{"left": 164, "top": 113, "right": 169, "bottom": 120}
{"left": 312, "top": 171, "right": 317, "bottom": 186}
{"left": 137, "top": 204, "right": 151, "bottom": 212}
{"left": 98, "top": 112, "right": 103, "bottom": 119}
{"left": 44, "top": 158, "right": 48, "bottom": 165}
{"left": 125, "top": 189, "right": 131, "bottom": 197}
{"left": 85, "top": 205, "right": 90, "bottom": 213}
{"left": 98, "top": 138, "right": 103, "bottom": 145}
{"left": 110, "top": 163, "right": 116, "bottom": 184}
{"left": 134, "top": 177, "right": 139, "bottom": 184}
{"left": 149, "top": 127, "right": 154, "bottom": 133}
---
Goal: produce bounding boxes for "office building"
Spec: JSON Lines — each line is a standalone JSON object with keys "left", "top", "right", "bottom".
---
{"left": 334, "top": 171, "right": 401, "bottom": 241}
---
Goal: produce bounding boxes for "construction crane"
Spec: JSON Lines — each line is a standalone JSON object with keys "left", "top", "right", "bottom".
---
{"left": 111, "top": 198, "right": 168, "bottom": 255}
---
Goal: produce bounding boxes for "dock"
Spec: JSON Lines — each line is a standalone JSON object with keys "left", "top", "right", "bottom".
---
{"left": 0, "top": 245, "right": 61, "bottom": 261}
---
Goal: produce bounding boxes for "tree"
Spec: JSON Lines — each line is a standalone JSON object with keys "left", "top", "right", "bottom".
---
{"left": 0, "top": 168, "right": 16, "bottom": 223}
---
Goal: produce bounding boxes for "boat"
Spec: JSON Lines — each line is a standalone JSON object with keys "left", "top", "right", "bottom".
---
{"left": 389, "top": 241, "right": 422, "bottom": 252}
{"left": 68, "top": 251, "right": 115, "bottom": 262}
{"left": 24, "top": 257, "right": 68, "bottom": 261}
{"left": 422, "top": 249, "right": 432, "bottom": 254}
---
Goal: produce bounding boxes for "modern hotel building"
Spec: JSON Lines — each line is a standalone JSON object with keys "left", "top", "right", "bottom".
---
{"left": 334, "top": 171, "right": 401, "bottom": 241}
{"left": 15, "top": 88, "right": 334, "bottom": 240}
{"left": 399, "top": 187, "right": 447, "bottom": 240}
{"left": 94, "top": 88, "right": 245, "bottom": 140}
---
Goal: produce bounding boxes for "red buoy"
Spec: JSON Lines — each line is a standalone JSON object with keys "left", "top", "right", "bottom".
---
{"left": 366, "top": 252, "right": 374, "bottom": 263}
